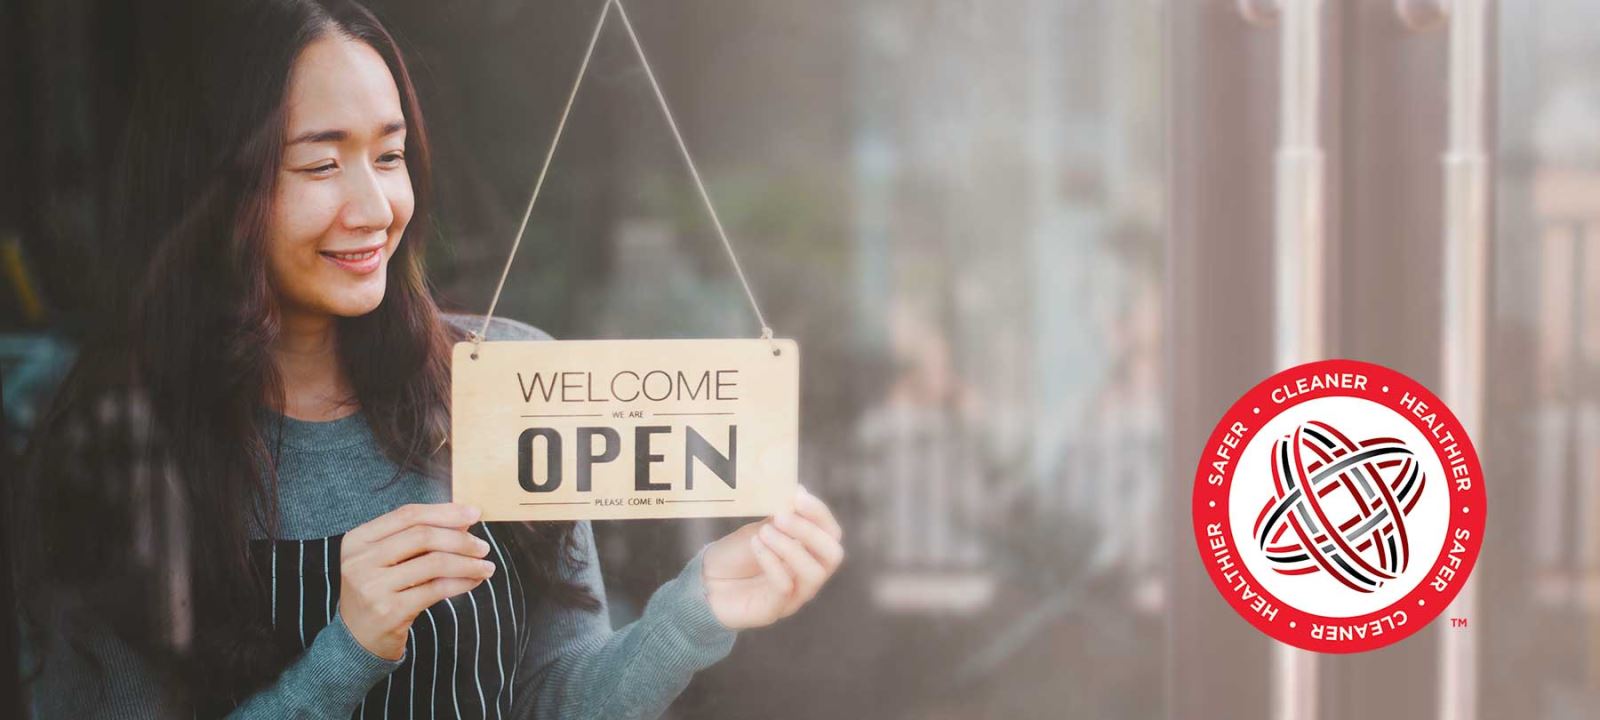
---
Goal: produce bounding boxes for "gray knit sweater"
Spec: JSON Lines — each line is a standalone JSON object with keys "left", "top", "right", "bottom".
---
{"left": 21, "top": 314, "right": 739, "bottom": 718}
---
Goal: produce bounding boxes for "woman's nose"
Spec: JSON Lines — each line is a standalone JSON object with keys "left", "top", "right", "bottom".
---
{"left": 340, "top": 164, "right": 395, "bottom": 232}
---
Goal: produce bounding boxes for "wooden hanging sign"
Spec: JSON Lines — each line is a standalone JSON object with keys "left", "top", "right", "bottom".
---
{"left": 451, "top": 338, "right": 799, "bottom": 521}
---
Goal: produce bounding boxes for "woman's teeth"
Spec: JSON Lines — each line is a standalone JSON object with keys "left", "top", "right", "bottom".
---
{"left": 322, "top": 249, "right": 378, "bottom": 260}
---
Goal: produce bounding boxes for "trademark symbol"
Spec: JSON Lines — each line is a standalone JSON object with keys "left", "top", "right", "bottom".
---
{"left": 1450, "top": 617, "right": 1469, "bottom": 628}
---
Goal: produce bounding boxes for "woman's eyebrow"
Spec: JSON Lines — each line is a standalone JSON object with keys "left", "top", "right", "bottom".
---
{"left": 287, "top": 119, "right": 407, "bottom": 146}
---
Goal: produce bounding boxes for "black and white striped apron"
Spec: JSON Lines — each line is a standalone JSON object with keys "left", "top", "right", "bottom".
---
{"left": 247, "top": 522, "right": 531, "bottom": 720}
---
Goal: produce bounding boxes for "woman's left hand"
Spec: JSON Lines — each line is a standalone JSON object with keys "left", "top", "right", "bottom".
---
{"left": 701, "top": 484, "right": 844, "bottom": 630}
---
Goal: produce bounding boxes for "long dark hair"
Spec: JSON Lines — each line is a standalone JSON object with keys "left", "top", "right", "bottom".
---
{"left": 9, "top": 0, "right": 597, "bottom": 712}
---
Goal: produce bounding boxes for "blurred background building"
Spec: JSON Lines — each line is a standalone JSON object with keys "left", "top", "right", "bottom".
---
{"left": 2, "top": 0, "right": 1598, "bottom": 718}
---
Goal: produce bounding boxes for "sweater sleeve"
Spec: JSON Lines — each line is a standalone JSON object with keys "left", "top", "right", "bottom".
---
{"left": 514, "top": 521, "right": 739, "bottom": 720}
{"left": 22, "top": 608, "right": 402, "bottom": 718}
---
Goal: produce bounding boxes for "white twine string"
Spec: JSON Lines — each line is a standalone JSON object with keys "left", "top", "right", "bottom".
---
{"left": 471, "top": 0, "right": 610, "bottom": 358}
{"left": 472, "top": 0, "right": 776, "bottom": 359}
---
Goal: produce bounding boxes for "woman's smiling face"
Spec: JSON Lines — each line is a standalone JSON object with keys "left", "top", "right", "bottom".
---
{"left": 266, "top": 33, "right": 413, "bottom": 321}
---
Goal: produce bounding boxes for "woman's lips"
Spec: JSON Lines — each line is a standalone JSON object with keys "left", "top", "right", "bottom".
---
{"left": 319, "top": 247, "right": 382, "bottom": 275}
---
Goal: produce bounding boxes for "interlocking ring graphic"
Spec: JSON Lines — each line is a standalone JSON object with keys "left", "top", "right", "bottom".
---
{"left": 1252, "top": 420, "right": 1425, "bottom": 593}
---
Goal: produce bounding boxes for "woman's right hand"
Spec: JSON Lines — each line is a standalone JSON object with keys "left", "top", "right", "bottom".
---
{"left": 338, "top": 503, "right": 497, "bottom": 661}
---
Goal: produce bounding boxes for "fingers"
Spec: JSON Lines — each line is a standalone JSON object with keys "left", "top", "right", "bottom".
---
{"left": 756, "top": 523, "right": 827, "bottom": 603}
{"left": 372, "top": 524, "right": 491, "bottom": 567}
{"left": 794, "top": 485, "right": 843, "bottom": 541}
{"left": 748, "top": 532, "right": 795, "bottom": 596}
{"left": 772, "top": 511, "right": 844, "bottom": 571}
{"left": 348, "top": 503, "right": 480, "bottom": 546}
{"left": 397, "top": 576, "right": 485, "bottom": 615}
{"left": 385, "top": 551, "right": 496, "bottom": 593}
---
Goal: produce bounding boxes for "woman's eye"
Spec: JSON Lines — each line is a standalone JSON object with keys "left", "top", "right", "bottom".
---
{"left": 305, "top": 162, "right": 337, "bottom": 174}
{"left": 379, "top": 152, "right": 405, "bottom": 165}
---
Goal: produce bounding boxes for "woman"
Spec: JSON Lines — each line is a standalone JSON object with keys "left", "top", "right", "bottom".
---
{"left": 8, "top": 1, "right": 843, "bottom": 717}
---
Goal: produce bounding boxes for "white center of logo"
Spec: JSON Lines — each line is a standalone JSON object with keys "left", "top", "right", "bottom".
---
{"left": 1229, "top": 396, "right": 1450, "bottom": 618}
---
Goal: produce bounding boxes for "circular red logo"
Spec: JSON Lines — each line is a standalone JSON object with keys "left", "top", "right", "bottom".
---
{"left": 1192, "top": 359, "right": 1486, "bottom": 653}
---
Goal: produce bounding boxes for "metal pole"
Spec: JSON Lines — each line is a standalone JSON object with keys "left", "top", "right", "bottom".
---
{"left": 1439, "top": 1, "right": 1489, "bottom": 719}
{"left": 1272, "top": 1, "right": 1324, "bottom": 719}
